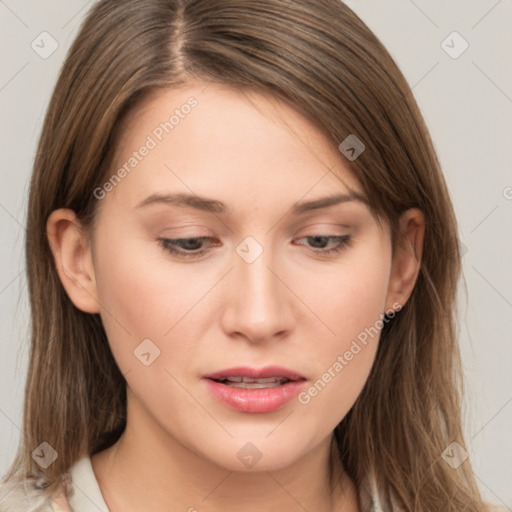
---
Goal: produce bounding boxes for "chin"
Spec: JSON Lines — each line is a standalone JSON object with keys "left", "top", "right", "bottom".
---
{"left": 193, "top": 434, "right": 314, "bottom": 473}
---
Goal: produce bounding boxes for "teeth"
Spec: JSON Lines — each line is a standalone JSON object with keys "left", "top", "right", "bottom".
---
{"left": 224, "top": 376, "right": 243, "bottom": 383}
{"left": 219, "top": 376, "right": 290, "bottom": 388}
{"left": 225, "top": 381, "right": 285, "bottom": 389}
{"left": 223, "top": 376, "right": 288, "bottom": 383}
{"left": 249, "top": 377, "right": 286, "bottom": 383}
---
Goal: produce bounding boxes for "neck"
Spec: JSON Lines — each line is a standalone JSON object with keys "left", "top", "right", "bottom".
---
{"left": 91, "top": 393, "right": 359, "bottom": 512}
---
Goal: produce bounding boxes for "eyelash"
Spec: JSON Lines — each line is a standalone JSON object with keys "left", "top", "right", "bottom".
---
{"left": 156, "top": 235, "right": 352, "bottom": 259}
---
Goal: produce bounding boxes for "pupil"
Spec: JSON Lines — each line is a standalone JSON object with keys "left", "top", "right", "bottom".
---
{"left": 310, "top": 236, "right": 328, "bottom": 248}
{"left": 183, "top": 238, "right": 202, "bottom": 250}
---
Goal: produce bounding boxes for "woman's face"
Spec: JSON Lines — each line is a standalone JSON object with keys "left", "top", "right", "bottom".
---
{"left": 77, "top": 83, "right": 402, "bottom": 471}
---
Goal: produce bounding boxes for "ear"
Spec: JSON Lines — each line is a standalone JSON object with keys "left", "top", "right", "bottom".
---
{"left": 385, "top": 208, "right": 425, "bottom": 312}
{"left": 46, "top": 208, "right": 100, "bottom": 314}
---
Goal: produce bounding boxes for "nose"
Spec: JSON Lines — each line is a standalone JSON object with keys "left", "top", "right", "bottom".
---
{"left": 220, "top": 241, "right": 294, "bottom": 344}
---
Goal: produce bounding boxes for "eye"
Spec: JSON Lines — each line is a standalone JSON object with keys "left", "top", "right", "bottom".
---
{"left": 156, "top": 234, "right": 353, "bottom": 260}
{"left": 295, "top": 235, "right": 352, "bottom": 255}
{"left": 157, "top": 236, "right": 217, "bottom": 259}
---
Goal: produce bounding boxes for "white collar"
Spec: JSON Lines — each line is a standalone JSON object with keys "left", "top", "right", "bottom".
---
{"left": 66, "top": 455, "right": 390, "bottom": 512}
{"left": 67, "top": 456, "right": 110, "bottom": 512}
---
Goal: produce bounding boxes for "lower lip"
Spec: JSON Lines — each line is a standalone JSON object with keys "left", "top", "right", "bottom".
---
{"left": 203, "top": 378, "right": 306, "bottom": 413}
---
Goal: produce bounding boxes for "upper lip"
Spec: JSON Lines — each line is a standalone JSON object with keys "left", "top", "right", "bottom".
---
{"left": 203, "top": 366, "right": 306, "bottom": 381}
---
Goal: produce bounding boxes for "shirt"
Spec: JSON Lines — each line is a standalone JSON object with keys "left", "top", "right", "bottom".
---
{"left": 0, "top": 455, "right": 394, "bottom": 511}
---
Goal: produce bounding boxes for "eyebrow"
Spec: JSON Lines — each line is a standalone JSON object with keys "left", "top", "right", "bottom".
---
{"left": 135, "top": 191, "right": 368, "bottom": 215}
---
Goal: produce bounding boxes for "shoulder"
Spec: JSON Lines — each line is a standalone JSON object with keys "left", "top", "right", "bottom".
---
{"left": 0, "top": 471, "right": 71, "bottom": 512}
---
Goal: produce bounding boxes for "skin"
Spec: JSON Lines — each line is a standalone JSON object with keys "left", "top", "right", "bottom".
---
{"left": 47, "top": 82, "right": 425, "bottom": 512}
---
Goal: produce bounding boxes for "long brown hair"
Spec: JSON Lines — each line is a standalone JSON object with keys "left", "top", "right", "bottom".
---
{"left": 3, "top": 0, "right": 493, "bottom": 510}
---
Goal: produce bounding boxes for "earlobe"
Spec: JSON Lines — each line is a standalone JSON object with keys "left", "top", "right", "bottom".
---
{"left": 385, "top": 208, "right": 425, "bottom": 312}
{"left": 46, "top": 208, "right": 100, "bottom": 314}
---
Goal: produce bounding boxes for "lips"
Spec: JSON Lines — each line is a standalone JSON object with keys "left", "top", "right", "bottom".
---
{"left": 215, "top": 376, "right": 289, "bottom": 389}
{"left": 203, "top": 365, "right": 305, "bottom": 386}
{"left": 202, "top": 366, "right": 307, "bottom": 413}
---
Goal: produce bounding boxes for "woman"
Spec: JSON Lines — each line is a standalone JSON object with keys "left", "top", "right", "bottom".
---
{"left": 0, "top": 0, "right": 501, "bottom": 510}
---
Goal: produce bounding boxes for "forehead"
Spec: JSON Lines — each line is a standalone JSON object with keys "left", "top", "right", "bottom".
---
{"left": 102, "top": 82, "right": 365, "bottom": 217}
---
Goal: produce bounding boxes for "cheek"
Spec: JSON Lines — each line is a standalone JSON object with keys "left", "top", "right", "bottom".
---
{"left": 296, "top": 240, "right": 391, "bottom": 418}
{"left": 313, "top": 239, "right": 391, "bottom": 347}
{"left": 91, "top": 228, "right": 212, "bottom": 374}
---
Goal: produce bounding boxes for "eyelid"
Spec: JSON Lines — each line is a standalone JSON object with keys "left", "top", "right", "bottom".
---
{"left": 294, "top": 234, "right": 352, "bottom": 255}
{"left": 294, "top": 223, "right": 353, "bottom": 241}
{"left": 156, "top": 236, "right": 217, "bottom": 259}
{"left": 156, "top": 233, "right": 353, "bottom": 260}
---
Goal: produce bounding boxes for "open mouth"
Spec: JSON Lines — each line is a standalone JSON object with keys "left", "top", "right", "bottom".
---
{"left": 210, "top": 376, "right": 292, "bottom": 389}
{"left": 204, "top": 368, "right": 307, "bottom": 413}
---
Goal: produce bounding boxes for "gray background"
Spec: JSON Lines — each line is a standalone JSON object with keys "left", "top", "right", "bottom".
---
{"left": 1, "top": 0, "right": 511, "bottom": 508}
